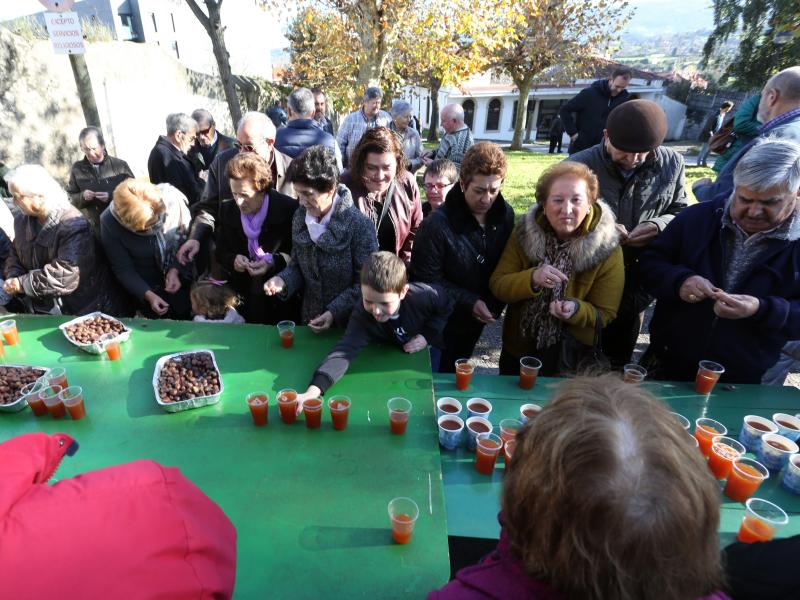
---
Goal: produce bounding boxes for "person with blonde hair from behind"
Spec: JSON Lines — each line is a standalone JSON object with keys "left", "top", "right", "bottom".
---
{"left": 430, "top": 375, "right": 728, "bottom": 600}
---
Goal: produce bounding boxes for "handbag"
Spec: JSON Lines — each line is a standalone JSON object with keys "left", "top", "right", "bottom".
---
{"left": 557, "top": 306, "right": 610, "bottom": 375}
{"left": 708, "top": 120, "right": 737, "bottom": 155}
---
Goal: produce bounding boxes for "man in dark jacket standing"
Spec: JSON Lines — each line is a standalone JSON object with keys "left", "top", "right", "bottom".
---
{"left": 548, "top": 115, "right": 565, "bottom": 154}
{"left": 66, "top": 127, "right": 134, "bottom": 237}
{"left": 275, "top": 87, "right": 341, "bottom": 168}
{"left": 639, "top": 138, "right": 800, "bottom": 384}
{"left": 696, "top": 101, "right": 734, "bottom": 167}
{"left": 147, "top": 113, "right": 204, "bottom": 206}
{"left": 187, "top": 108, "right": 235, "bottom": 178}
{"left": 570, "top": 100, "right": 687, "bottom": 367}
{"left": 559, "top": 67, "right": 632, "bottom": 154}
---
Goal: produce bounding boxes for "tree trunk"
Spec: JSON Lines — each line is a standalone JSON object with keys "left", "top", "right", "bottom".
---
{"left": 510, "top": 77, "right": 533, "bottom": 151}
{"left": 69, "top": 53, "right": 101, "bottom": 127}
{"left": 427, "top": 78, "right": 441, "bottom": 143}
{"left": 185, "top": 0, "right": 242, "bottom": 126}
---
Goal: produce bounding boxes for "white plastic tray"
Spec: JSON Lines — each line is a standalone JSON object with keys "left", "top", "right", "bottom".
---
{"left": 0, "top": 365, "right": 48, "bottom": 413}
{"left": 152, "top": 350, "right": 223, "bottom": 413}
{"left": 58, "top": 312, "right": 131, "bottom": 355}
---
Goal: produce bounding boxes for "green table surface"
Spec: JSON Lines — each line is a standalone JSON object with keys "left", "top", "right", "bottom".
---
{"left": 433, "top": 373, "right": 800, "bottom": 546}
{"left": 1, "top": 315, "right": 450, "bottom": 599}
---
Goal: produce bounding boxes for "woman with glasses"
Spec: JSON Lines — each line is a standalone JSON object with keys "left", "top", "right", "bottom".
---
{"left": 101, "top": 179, "right": 193, "bottom": 319}
{"left": 410, "top": 142, "right": 515, "bottom": 372}
{"left": 215, "top": 152, "right": 299, "bottom": 324}
{"left": 389, "top": 100, "right": 425, "bottom": 173}
{"left": 3, "top": 165, "right": 130, "bottom": 316}
{"left": 422, "top": 159, "right": 457, "bottom": 217}
{"left": 341, "top": 127, "right": 422, "bottom": 265}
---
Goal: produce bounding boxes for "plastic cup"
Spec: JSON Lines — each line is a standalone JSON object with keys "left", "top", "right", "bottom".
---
{"left": 737, "top": 498, "right": 788, "bottom": 543}
{"left": 466, "top": 397, "right": 492, "bottom": 420}
{"left": 388, "top": 497, "right": 419, "bottom": 544}
{"left": 623, "top": 363, "right": 647, "bottom": 384}
{"left": 328, "top": 395, "right": 351, "bottom": 431}
{"left": 22, "top": 381, "right": 47, "bottom": 416}
{"left": 781, "top": 454, "right": 800, "bottom": 495}
{"left": 757, "top": 433, "right": 799, "bottom": 472}
{"left": 246, "top": 392, "right": 269, "bottom": 426}
{"left": 277, "top": 389, "right": 298, "bottom": 424}
{"left": 738, "top": 415, "right": 779, "bottom": 452}
{"left": 98, "top": 333, "right": 121, "bottom": 361}
{"left": 694, "top": 417, "right": 727, "bottom": 457}
{"left": 39, "top": 385, "right": 65, "bottom": 419}
{"left": 687, "top": 432, "right": 700, "bottom": 448}
{"left": 519, "top": 403, "right": 542, "bottom": 423}
{"left": 454, "top": 358, "right": 474, "bottom": 391}
{"left": 503, "top": 438, "right": 516, "bottom": 467}
{"left": 0, "top": 339, "right": 5, "bottom": 357}
{"left": 277, "top": 320, "right": 295, "bottom": 349}
{"left": 0, "top": 319, "right": 19, "bottom": 345}
{"left": 437, "top": 414, "right": 464, "bottom": 450}
{"left": 707, "top": 435, "right": 745, "bottom": 480}
{"left": 518, "top": 356, "right": 541, "bottom": 390}
{"left": 303, "top": 398, "right": 323, "bottom": 429}
{"left": 465, "top": 416, "right": 492, "bottom": 452}
{"left": 670, "top": 412, "right": 691, "bottom": 430}
{"left": 388, "top": 397, "right": 412, "bottom": 435}
{"left": 725, "top": 457, "right": 769, "bottom": 502}
{"left": 772, "top": 413, "right": 800, "bottom": 443}
{"left": 694, "top": 360, "right": 724, "bottom": 394}
{"left": 436, "top": 397, "right": 462, "bottom": 419}
{"left": 60, "top": 386, "right": 86, "bottom": 420}
{"left": 475, "top": 432, "right": 502, "bottom": 475}
{"left": 499, "top": 418, "right": 522, "bottom": 444}
{"left": 46, "top": 366, "right": 69, "bottom": 390}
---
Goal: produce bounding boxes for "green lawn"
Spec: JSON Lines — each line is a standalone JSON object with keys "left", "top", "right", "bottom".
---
{"left": 418, "top": 147, "right": 715, "bottom": 217}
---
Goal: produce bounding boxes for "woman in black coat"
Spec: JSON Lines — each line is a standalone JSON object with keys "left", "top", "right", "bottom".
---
{"left": 215, "top": 152, "right": 299, "bottom": 324}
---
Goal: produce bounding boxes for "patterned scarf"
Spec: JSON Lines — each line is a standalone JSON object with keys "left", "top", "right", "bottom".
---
{"left": 519, "top": 231, "right": 575, "bottom": 349}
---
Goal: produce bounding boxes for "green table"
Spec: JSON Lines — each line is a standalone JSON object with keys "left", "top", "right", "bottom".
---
{"left": 2, "top": 315, "right": 450, "bottom": 599}
{"left": 433, "top": 373, "right": 800, "bottom": 546}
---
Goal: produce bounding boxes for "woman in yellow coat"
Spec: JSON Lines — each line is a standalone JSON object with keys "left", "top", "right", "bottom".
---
{"left": 490, "top": 162, "right": 624, "bottom": 375}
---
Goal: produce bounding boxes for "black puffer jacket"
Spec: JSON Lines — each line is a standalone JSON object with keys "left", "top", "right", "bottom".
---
{"left": 559, "top": 79, "right": 631, "bottom": 154}
{"left": 66, "top": 155, "right": 134, "bottom": 234}
{"left": 5, "top": 205, "right": 130, "bottom": 316}
{"left": 410, "top": 184, "right": 515, "bottom": 317}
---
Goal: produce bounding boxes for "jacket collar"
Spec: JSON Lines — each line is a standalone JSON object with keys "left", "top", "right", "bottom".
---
{"left": 286, "top": 118, "right": 318, "bottom": 130}
{"left": 600, "top": 142, "right": 662, "bottom": 175}
{"left": 518, "top": 199, "right": 620, "bottom": 272}
{"left": 441, "top": 182, "right": 509, "bottom": 234}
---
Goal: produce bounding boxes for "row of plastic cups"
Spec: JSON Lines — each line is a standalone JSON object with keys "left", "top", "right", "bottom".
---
{"left": 247, "top": 391, "right": 352, "bottom": 430}
{"left": 435, "top": 397, "right": 542, "bottom": 424}
{"left": 23, "top": 381, "right": 86, "bottom": 420}
{"left": 454, "top": 356, "right": 544, "bottom": 391}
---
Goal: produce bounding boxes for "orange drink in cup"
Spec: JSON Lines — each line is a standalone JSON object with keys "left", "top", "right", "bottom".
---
{"left": 724, "top": 457, "right": 769, "bottom": 502}
{"left": 0, "top": 319, "right": 19, "bottom": 345}
{"left": 388, "top": 497, "right": 419, "bottom": 544}
{"left": 277, "top": 389, "right": 298, "bottom": 424}
{"left": 737, "top": 498, "right": 788, "bottom": 543}
{"left": 454, "top": 359, "right": 474, "bottom": 391}
{"left": 518, "top": 356, "right": 541, "bottom": 390}
{"left": 328, "top": 395, "right": 351, "bottom": 431}
{"left": 387, "top": 397, "right": 412, "bottom": 435}
{"left": 694, "top": 417, "right": 727, "bottom": 457}
{"left": 475, "top": 432, "right": 503, "bottom": 475}
{"left": 277, "top": 320, "right": 295, "bottom": 349}
{"left": 40, "top": 385, "right": 65, "bottom": 419}
{"left": 46, "top": 367, "right": 69, "bottom": 390}
{"left": 60, "top": 386, "right": 86, "bottom": 420}
{"left": 707, "top": 436, "right": 744, "bottom": 480}
{"left": 303, "top": 398, "right": 323, "bottom": 429}
{"left": 695, "top": 360, "right": 724, "bottom": 394}
{"left": 247, "top": 392, "right": 269, "bottom": 426}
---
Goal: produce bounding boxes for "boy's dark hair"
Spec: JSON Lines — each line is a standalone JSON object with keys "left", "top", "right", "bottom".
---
{"left": 288, "top": 146, "right": 339, "bottom": 193}
{"left": 360, "top": 251, "right": 407, "bottom": 294}
{"left": 423, "top": 159, "right": 458, "bottom": 184}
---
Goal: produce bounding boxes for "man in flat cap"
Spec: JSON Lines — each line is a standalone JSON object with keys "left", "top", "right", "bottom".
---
{"left": 569, "top": 99, "right": 688, "bottom": 367}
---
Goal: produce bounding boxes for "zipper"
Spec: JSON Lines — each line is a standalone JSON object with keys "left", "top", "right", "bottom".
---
{"left": 44, "top": 437, "right": 69, "bottom": 484}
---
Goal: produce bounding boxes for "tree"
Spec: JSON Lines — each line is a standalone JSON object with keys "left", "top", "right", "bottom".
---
{"left": 185, "top": 0, "right": 242, "bottom": 126}
{"left": 701, "top": 0, "right": 800, "bottom": 88}
{"left": 482, "top": 0, "right": 630, "bottom": 150}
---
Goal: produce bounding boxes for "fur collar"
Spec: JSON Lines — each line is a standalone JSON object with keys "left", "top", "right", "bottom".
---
{"left": 517, "top": 199, "right": 620, "bottom": 272}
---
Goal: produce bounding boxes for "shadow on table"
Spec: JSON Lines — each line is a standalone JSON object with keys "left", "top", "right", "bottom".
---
{"left": 298, "top": 525, "right": 390, "bottom": 550}
{"left": 126, "top": 359, "right": 164, "bottom": 418}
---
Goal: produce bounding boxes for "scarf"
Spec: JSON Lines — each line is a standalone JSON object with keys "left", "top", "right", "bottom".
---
{"left": 240, "top": 192, "right": 272, "bottom": 263}
{"left": 109, "top": 201, "right": 167, "bottom": 270}
{"left": 306, "top": 193, "right": 339, "bottom": 244}
{"left": 519, "top": 230, "right": 575, "bottom": 349}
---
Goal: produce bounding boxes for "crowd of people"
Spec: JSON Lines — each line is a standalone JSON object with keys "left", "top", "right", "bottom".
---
{"left": 1, "top": 68, "right": 799, "bottom": 387}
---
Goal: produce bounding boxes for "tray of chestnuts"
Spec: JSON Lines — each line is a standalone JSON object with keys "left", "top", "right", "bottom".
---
{"left": 59, "top": 312, "right": 131, "bottom": 354}
{"left": 0, "top": 365, "right": 48, "bottom": 413}
{"left": 153, "top": 350, "right": 224, "bottom": 413}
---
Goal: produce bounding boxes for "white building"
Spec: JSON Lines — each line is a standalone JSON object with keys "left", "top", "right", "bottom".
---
{"left": 403, "top": 63, "right": 687, "bottom": 142}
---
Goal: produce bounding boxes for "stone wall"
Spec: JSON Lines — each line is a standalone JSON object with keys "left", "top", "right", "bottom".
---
{"left": 0, "top": 27, "right": 233, "bottom": 183}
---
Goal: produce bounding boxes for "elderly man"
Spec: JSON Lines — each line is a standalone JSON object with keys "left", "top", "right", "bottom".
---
{"left": 570, "top": 100, "right": 687, "bottom": 367}
{"left": 147, "top": 113, "right": 204, "bottom": 206}
{"left": 65, "top": 126, "right": 134, "bottom": 236}
{"left": 694, "top": 66, "right": 800, "bottom": 204}
{"left": 560, "top": 67, "right": 632, "bottom": 155}
{"left": 176, "top": 111, "right": 293, "bottom": 265}
{"left": 638, "top": 138, "right": 800, "bottom": 384}
{"left": 337, "top": 86, "right": 391, "bottom": 167}
{"left": 422, "top": 103, "right": 474, "bottom": 171}
{"left": 275, "top": 87, "right": 341, "bottom": 168}
{"left": 187, "top": 108, "right": 235, "bottom": 178}
{"left": 312, "top": 87, "right": 334, "bottom": 135}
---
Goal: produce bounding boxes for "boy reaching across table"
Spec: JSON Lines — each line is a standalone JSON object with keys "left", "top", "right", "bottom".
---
{"left": 294, "top": 251, "right": 453, "bottom": 408}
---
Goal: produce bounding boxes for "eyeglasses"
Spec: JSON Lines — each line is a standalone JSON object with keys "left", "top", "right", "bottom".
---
{"left": 198, "top": 127, "right": 213, "bottom": 136}
{"left": 424, "top": 182, "right": 451, "bottom": 191}
{"left": 235, "top": 140, "right": 269, "bottom": 153}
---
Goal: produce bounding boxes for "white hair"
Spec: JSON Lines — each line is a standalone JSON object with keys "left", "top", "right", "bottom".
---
{"left": 166, "top": 112, "right": 197, "bottom": 136}
{"left": 288, "top": 88, "right": 315, "bottom": 118}
{"left": 391, "top": 100, "right": 412, "bottom": 118}
{"left": 4, "top": 164, "right": 70, "bottom": 211}
{"left": 236, "top": 111, "right": 276, "bottom": 141}
{"left": 441, "top": 103, "right": 465, "bottom": 123}
{"left": 733, "top": 137, "right": 800, "bottom": 194}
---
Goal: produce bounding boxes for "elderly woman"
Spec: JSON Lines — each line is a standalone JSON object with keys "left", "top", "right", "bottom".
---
{"left": 3, "top": 165, "right": 129, "bottom": 316}
{"left": 340, "top": 127, "right": 422, "bottom": 265}
{"left": 389, "top": 100, "right": 424, "bottom": 173}
{"left": 490, "top": 161, "right": 624, "bottom": 375}
{"left": 640, "top": 138, "right": 800, "bottom": 384}
{"left": 264, "top": 146, "right": 378, "bottom": 331}
{"left": 430, "top": 375, "right": 728, "bottom": 600}
{"left": 100, "top": 179, "right": 192, "bottom": 319}
{"left": 216, "top": 152, "right": 298, "bottom": 324}
{"left": 411, "top": 142, "right": 515, "bottom": 372}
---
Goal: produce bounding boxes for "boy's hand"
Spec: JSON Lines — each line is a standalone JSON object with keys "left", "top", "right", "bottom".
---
{"left": 403, "top": 334, "right": 428, "bottom": 353}
{"left": 308, "top": 311, "right": 334, "bottom": 332}
{"left": 294, "top": 386, "right": 322, "bottom": 416}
